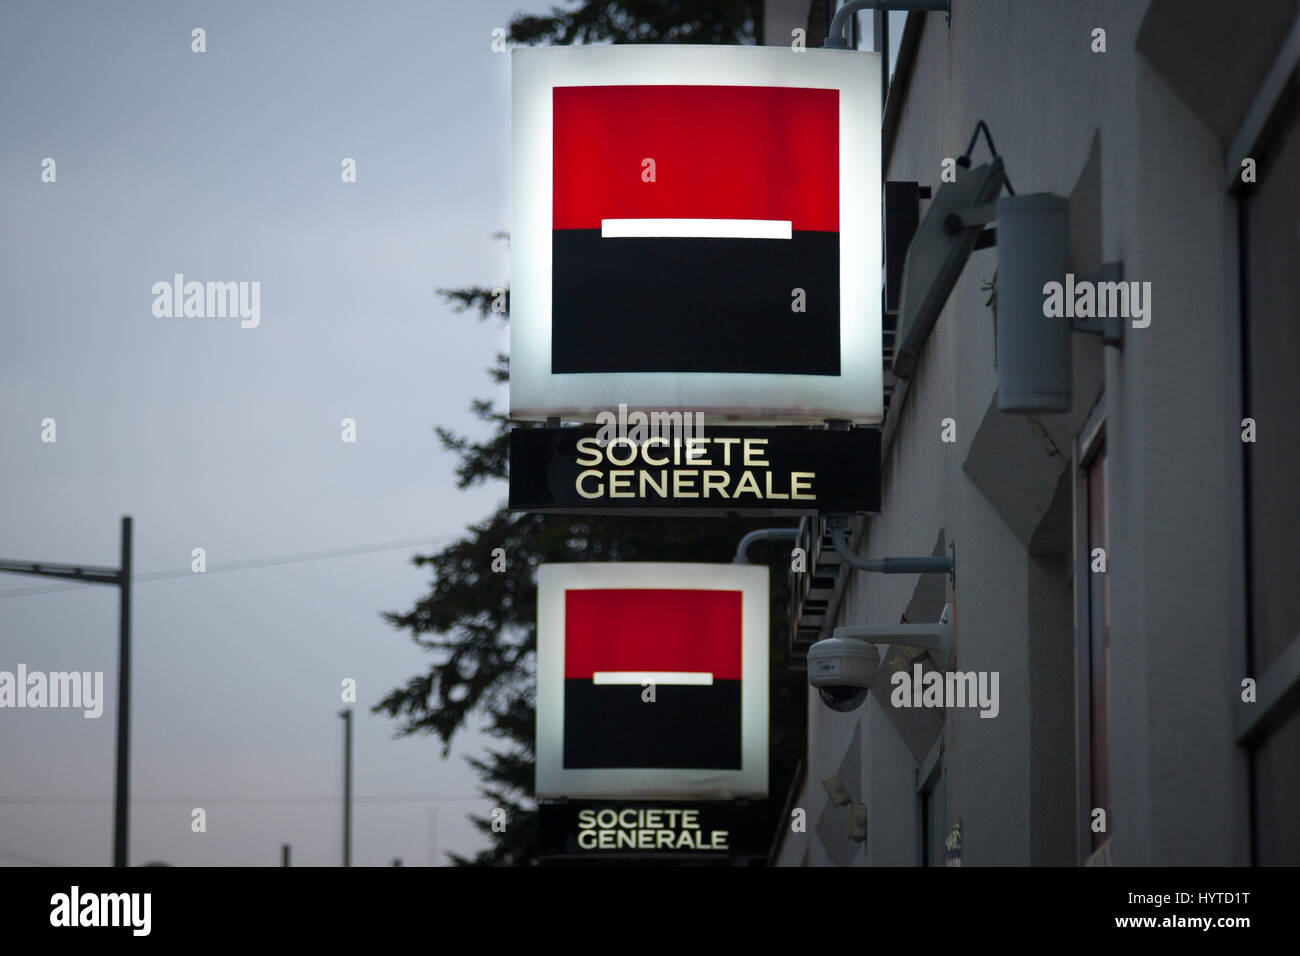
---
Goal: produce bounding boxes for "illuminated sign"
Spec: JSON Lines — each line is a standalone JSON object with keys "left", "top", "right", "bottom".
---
{"left": 537, "top": 801, "right": 770, "bottom": 859}
{"left": 577, "top": 807, "right": 727, "bottom": 851}
{"left": 510, "top": 422, "right": 881, "bottom": 516}
{"left": 536, "top": 562, "right": 768, "bottom": 799}
{"left": 510, "top": 45, "right": 882, "bottom": 424}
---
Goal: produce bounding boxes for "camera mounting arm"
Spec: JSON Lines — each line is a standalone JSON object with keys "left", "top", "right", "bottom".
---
{"left": 833, "top": 604, "right": 953, "bottom": 664}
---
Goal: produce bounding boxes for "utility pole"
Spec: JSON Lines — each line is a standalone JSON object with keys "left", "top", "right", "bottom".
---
{"left": 429, "top": 807, "right": 437, "bottom": 867}
{"left": 339, "top": 708, "right": 352, "bottom": 867}
{"left": 0, "top": 516, "right": 133, "bottom": 867}
{"left": 116, "top": 517, "right": 132, "bottom": 869}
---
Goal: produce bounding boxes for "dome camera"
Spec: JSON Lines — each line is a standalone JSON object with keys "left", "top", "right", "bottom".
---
{"left": 807, "top": 635, "right": 880, "bottom": 713}
{"left": 808, "top": 605, "right": 954, "bottom": 712}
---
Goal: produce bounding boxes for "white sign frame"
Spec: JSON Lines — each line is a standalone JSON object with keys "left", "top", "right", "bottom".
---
{"left": 510, "top": 44, "right": 882, "bottom": 425}
{"left": 535, "top": 562, "right": 769, "bottom": 799}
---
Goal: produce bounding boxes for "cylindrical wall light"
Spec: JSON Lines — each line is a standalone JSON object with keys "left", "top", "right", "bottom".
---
{"left": 995, "top": 193, "right": 1071, "bottom": 414}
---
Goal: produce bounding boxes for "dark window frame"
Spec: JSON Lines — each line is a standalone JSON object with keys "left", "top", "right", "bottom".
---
{"left": 1234, "top": 37, "right": 1300, "bottom": 865}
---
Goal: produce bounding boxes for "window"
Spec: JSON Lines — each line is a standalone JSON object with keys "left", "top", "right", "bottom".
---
{"left": 1237, "top": 42, "right": 1300, "bottom": 866}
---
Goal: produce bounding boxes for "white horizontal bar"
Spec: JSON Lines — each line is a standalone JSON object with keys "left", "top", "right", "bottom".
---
{"left": 601, "top": 218, "right": 792, "bottom": 240}
{"left": 592, "top": 671, "right": 714, "bottom": 686}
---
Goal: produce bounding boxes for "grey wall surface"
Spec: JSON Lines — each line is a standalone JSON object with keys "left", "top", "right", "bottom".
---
{"left": 778, "top": 0, "right": 1280, "bottom": 867}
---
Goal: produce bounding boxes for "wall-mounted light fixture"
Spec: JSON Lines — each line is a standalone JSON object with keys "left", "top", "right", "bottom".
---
{"left": 893, "top": 119, "right": 1125, "bottom": 414}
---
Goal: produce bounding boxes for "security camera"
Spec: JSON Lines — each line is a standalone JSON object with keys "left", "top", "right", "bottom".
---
{"left": 807, "top": 605, "right": 953, "bottom": 712}
{"left": 807, "top": 636, "right": 880, "bottom": 712}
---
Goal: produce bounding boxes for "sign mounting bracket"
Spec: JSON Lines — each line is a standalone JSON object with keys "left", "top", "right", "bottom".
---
{"left": 822, "top": 1, "right": 952, "bottom": 49}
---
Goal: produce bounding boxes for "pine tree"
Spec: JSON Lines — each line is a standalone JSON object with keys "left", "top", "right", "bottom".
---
{"left": 374, "top": 1, "right": 804, "bottom": 866}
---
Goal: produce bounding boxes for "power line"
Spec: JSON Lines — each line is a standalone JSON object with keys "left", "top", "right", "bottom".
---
{"left": 0, "top": 536, "right": 451, "bottom": 600}
{"left": 0, "top": 846, "right": 69, "bottom": 867}
{"left": 0, "top": 794, "right": 485, "bottom": 806}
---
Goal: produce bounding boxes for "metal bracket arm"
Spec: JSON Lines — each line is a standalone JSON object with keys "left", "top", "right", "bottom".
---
{"left": 833, "top": 604, "right": 953, "bottom": 662}
{"left": 1070, "top": 261, "right": 1126, "bottom": 347}
{"left": 822, "top": 0, "right": 951, "bottom": 49}
{"left": 945, "top": 202, "right": 998, "bottom": 232}
{"left": 824, "top": 515, "right": 955, "bottom": 581}
{"left": 732, "top": 527, "right": 799, "bottom": 564}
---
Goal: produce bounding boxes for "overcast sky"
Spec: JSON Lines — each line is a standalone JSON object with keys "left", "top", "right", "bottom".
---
{"left": 0, "top": 0, "right": 541, "bottom": 866}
